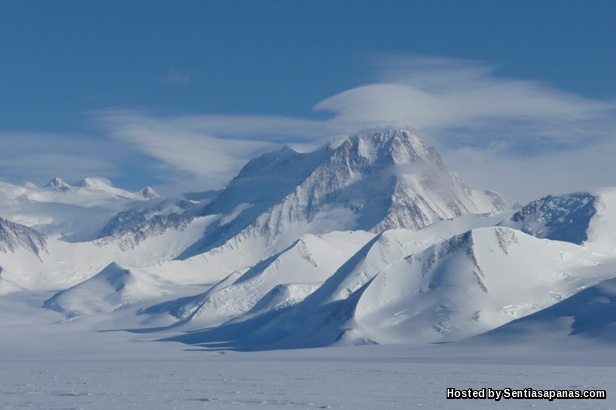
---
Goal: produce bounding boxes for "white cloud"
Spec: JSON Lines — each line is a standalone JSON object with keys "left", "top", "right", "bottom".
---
{"left": 316, "top": 56, "right": 616, "bottom": 150}
{"left": 442, "top": 139, "right": 616, "bottom": 203}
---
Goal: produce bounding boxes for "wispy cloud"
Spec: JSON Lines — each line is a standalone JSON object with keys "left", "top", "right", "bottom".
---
{"left": 9, "top": 56, "right": 613, "bottom": 201}
{"left": 0, "top": 133, "right": 127, "bottom": 186}
{"left": 159, "top": 71, "right": 191, "bottom": 85}
{"left": 95, "top": 111, "right": 334, "bottom": 190}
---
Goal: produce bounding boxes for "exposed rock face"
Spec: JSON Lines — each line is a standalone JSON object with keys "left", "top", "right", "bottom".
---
{"left": 0, "top": 217, "right": 47, "bottom": 255}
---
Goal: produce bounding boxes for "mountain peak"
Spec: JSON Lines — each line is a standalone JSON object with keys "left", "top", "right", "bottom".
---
{"left": 79, "top": 177, "right": 113, "bottom": 189}
{"left": 341, "top": 129, "right": 444, "bottom": 168}
{"left": 77, "top": 177, "right": 151, "bottom": 201}
{"left": 316, "top": 130, "right": 509, "bottom": 232}
{"left": 141, "top": 186, "right": 158, "bottom": 200}
{"left": 45, "top": 177, "right": 69, "bottom": 189}
{"left": 209, "top": 129, "right": 511, "bottom": 251}
{"left": 508, "top": 192, "right": 598, "bottom": 244}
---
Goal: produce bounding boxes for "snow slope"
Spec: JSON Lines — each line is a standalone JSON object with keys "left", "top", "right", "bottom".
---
{"left": 143, "top": 230, "right": 375, "bottom": 329}
{"left": 164, "top": 213, "right": 508, "bottom": 349}
{"left": 469, "top": 276, "right": 616, "bottom": 345}
{"left": 349, "top": 227, "right": 607, "bottom": 345}
{"left": 164, "top": 188, "right": 616, "bottom": 350}
{"left": 44, "top": 262, "right": 139, "bottom": 317}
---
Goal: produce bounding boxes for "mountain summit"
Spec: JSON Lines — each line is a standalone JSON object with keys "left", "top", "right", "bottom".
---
{"left": 45, "top": 177, "right": 70, "bottom": 190}
{"left": 304, "top": 129, "right": 509, "bottom": 232}
{"left": 235, "top": 130, "right": 507, "bottom": 237}
{"left": 179, "top": 129, "right": 510, "bottom": 258}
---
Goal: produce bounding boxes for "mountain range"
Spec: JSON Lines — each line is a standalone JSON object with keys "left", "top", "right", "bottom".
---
{"left": 1, "top": 129, "right": 614, "bottom": 350}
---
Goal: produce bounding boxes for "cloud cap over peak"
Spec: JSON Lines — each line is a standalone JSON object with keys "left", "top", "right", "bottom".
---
{"left": 316, "top": 56, "right": 615, "bottom": 149}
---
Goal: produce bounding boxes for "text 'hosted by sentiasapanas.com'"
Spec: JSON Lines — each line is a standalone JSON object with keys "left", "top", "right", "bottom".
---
{"left": 446, "top": 387, "right": 606, "bottom": 402}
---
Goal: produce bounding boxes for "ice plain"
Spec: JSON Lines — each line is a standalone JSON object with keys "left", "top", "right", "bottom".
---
{"left": 1, "top": 290, "right": 615, "bottom": 410}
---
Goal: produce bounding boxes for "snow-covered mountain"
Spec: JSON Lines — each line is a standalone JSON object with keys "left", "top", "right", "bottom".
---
{"left": 43, "top": 262, "right": 167, "bottom": 319}
{"left": 0, "top": 177, "right": 158, "bottom": 242}
{"left": 180, "top": 130, "right": 509, "bottom": 259}
{"left": 1, "top": 129, "right": 616, "bottom": 352}
{"left": 506, "top": 192, "right": 599, "bottom": 244}
{"left": 43, "top": 262, "right": 135, "bottom": 317}
{"left": 0, "top": 217, "right": 47, "bottom": 255}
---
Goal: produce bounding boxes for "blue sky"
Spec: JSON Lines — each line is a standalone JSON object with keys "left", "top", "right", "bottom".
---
{"left": 1, "top": 1, "right": 616, "bottom": 201}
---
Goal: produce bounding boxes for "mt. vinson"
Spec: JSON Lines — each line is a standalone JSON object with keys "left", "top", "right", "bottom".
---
{"left": 1, "top": 129, "right": 616, "bottom": 350}
{"left": 246, "top": 130, "right": 508, "bottom": 234}
{"left": 180, "top": 130, "right": 509, "bottom": 259}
